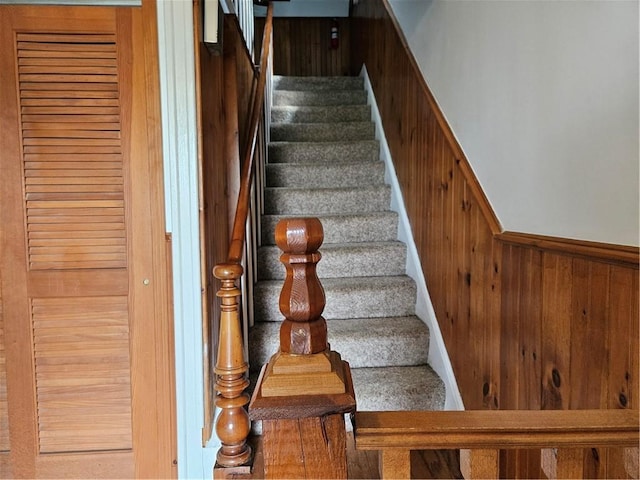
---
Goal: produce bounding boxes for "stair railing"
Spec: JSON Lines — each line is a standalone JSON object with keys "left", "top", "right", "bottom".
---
{"left": 212, "top": 1, "right": 273, "bottom": 471}
{"left": 355, "top": 409, "right": 639, "bottom": 479}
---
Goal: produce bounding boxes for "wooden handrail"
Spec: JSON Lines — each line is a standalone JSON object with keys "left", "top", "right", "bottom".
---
{"left": 227, "top": 2, "right": 273, "bottom": 264}
{"left": 355, "top": 409, "right": 639, "bottom": 478}
{"left": 212, "top": 1, "right": 273, "bottom": 473}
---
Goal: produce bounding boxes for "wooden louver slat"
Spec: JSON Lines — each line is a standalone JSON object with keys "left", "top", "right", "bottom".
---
{"left": 32, "top": 296, "right": 132, "bottom": 453}
{"left": 17, "top": 32, "right": 126, "bottom": 271}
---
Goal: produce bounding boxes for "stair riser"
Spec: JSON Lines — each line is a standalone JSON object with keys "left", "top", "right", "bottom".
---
{"left": 266, "top": 162, "right": 385, "bottom": 188}
{"left": 274, "top": 90, "right": 368, "bottom": 106}
{"left": 271, "top": 122, "right": 375, "bottom": 142}
{"left": 273, "top": 75, "right": 364, "bottom": 91}
{"left": 269, "top": 141, "right": 380, "bottom": 164}
{"left": 261, "top": 213, "right": 399, "bottom": 245}
{"left": 264, "top": 186, "right": 391, "bottom": 215}
{"left": 254, "top": 278, "right": 416, "bottom": 321}
{"left": 257, "top": 243, "right": 406, "bottom": 280}
{"left": 249, "top": 317, "right": 429, "bottom": 371}
{"left": 271, "top": 105, "right": 371, "bottom": 123}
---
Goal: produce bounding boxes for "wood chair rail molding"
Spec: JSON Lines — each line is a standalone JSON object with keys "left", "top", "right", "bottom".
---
{"left": 497, "top": 231, "right": 639, "bottom": 267}
{"left": 356, "top": 409, "right": 640, "bottom": 479}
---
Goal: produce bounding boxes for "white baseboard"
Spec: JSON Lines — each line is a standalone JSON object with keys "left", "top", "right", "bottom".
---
{"left": 360, "top": 66, "right": 464, "bottom": 411}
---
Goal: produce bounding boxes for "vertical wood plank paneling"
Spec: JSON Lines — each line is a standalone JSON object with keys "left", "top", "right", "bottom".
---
{"left": 351, "top": 4, "right": 638, "bottom": 477}
{"left": 520, "top": 248, "right": 542, "bottom": 411}
{"left": 0, "top": 280, "right": 8, "bottom": 453}
{"left": 199, "top": 46, "right": 227, "bottom": 443}
{"left": 608, "top": 266, "right": 638, "bottom": 410}
{"left": 469, "top": 206, "right": 489, "bottom": 408}
{"left": 0, "top": 265, "right": 6, "bottom": 476}
{"left": 499, "top": 245, "right": 520, "bottom": 412}
{"left": 233, "top": 21, "right": 256, "bottom": 155}
{"left": 570, "top": 259, "right": 607, "bottom": 410}
{"left": 541, "top": 254, "right": 572, "bottom": 410}
{"left": 199, "top": 13, "right": 255, "bottom": 441}
{"left": 570, "top": 259, "right": 611, "bottom": 477}
{"left": 604, "top": 266, "right": 639, "bottom": 478}
{"left": 255, "top": 17, "right": 350, "bottom": 77}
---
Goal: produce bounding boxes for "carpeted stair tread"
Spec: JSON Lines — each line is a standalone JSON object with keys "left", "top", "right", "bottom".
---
{"left": 261, "top": 212, "right": 399, "bottom": 245}
{"left": 258, "top": 241, "right": 406, "bottom": 280}
{"left": 264, "top": 185, "right": 391, "bottom": 215}
{"left": 270, "top": 121, "right": 375, "bottom": 142}
{"left": 269, "top": 140, "right": 380, "bottom": 164}
{"left": 266, "top": 161, "right": 385, "bottom": 188}
{"left": 272, "top": 105, "right": 371, "bottom": 123}
{"left": 274, "top": 90, "right": 368, "bottom": 107}
{"left": 254, "top": 276, "right": 416, "bottom": 322}
{"left": 249, "top": 316, "right": 429, "bottom": 372}
{"left": 249, "top": 75, "right": 447, "bottom": 424}
{"left": 351, "top": 365, "right": 445, "bottom": 411}
{"left": 273, "top": 75, "right": 364, "bottom": 91}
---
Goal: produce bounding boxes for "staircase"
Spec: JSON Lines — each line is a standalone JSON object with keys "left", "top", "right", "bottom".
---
{"left": 249, "top": 75, "right": 445, "bottom": 413}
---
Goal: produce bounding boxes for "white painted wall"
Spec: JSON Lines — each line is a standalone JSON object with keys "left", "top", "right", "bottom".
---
{"left": 388, "top": 0, "right": 639, "bottom": 246}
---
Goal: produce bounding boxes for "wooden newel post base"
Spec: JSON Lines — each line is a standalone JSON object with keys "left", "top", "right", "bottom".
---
{"left": 249, "top": 218, "right": 356, "bottom": 479}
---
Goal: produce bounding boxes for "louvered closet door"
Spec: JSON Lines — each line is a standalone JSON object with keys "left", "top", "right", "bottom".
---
{"left": 0, "top": 5, "right": 175, "bottom": 479}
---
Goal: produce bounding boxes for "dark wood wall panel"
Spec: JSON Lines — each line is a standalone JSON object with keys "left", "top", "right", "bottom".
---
{"left": 255, "top": 17, "right": 350, "bottom": 76}
{"left": 197, "top": 11, "right": 256, "bottom": 441}
{"left": 351, "top": 2, "right": 638, "bottom": 474}
{"left": 351, "top": 0, "right": 638, "bottom": 417}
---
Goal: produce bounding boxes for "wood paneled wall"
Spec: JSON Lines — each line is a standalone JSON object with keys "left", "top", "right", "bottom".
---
{"left": 197, "top": 10, "right": 256, "bottom": 442}
{"left": 255, "top": 17, "right": 350, "bottom": 76}
{"left": 351, "top": 0, "right": 638, "bottom": 439}
{"left": 351, "top": 2, "right": 638, "bottom": 474}
{"left": 0, "top": 274, "right": 7, "bottom": 477}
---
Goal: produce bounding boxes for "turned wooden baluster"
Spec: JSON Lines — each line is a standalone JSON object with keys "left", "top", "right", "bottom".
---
{"left": 213, "top": 263, "right": 251, "bottom": 471}
{"left": 275, "top": 217, "right": 328, "bottom": 356}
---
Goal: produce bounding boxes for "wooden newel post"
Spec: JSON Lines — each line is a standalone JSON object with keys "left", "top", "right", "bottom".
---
{"left": 277, "top": 217, "right": 327, "bottom": 356}
{"left": 213, "top": 263, "right": 252, "bottom": 475}
{"left": 250, "top": 217, "right": 356, "bottom": 479}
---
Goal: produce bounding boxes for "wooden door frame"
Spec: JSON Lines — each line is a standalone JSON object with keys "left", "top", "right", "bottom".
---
{"left": 124, "top": 1, "right": 177, "bottom": 476}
